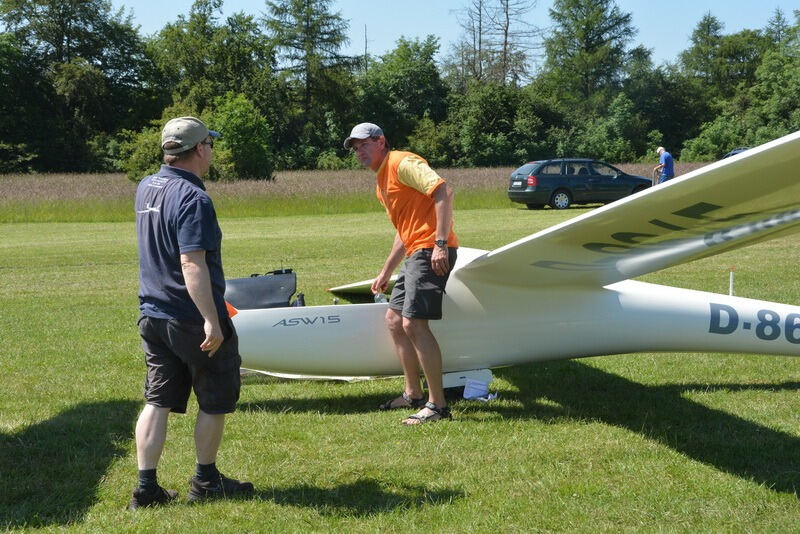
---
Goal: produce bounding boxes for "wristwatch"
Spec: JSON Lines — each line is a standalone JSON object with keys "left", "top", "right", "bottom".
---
{"left": 434, "top": 239, "right": 448, "bottom": 249}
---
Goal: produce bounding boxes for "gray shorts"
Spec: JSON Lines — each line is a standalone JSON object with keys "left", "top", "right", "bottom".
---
{"left": 138, "top": 315, "right": 241, "bottom": 414}
{"left": 389, "top": 247, "right": 457, "bottom": 320}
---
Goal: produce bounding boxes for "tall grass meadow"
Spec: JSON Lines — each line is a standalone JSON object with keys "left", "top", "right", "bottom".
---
{"left": 0, "top": 163, "right": 707, "bottom": 223}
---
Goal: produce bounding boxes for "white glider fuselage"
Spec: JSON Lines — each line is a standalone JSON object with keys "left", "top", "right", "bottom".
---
{"left": 233, "top": 269, "right": 800, "bottom": 376}
{"left": 232, "top": 130, "right": 800, "bottom": 376}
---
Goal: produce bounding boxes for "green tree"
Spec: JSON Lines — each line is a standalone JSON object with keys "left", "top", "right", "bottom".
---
{"left": 677, "top": 11, "right": 759, "bottom": 101}
{"left": 146, "top": 1, "right": 290, "bottom": 170}
{"left": 0, "top": 0, "right": 160, "bottom": 171}
{"left": 119, "top": 123, "right": 163, "bottom": 181}
{"left": 407, "top": 117, "right": 454, "bottom": 167}
{"left": 748, "top": 44, "right": 800, "bottom": 138}
{"left": 510, "top": 82, "right": 566, "bottom": 160}
{"left": 264, "top": 0, "right": 355, "bottom": 167}
{"left": 681, "top": 23, "right": 773, "bottom": 102}
{"left": 1, "top": 0, "right": 130, "bottom": 63}
{"left": 148, "top": 0, "right": 224, "bottom": 111}
{"left": 544, "top": 0, "right": 635, "bottom": 110}
{"left": 0, "top": 33, "right": 44, "bottom": 171}
{"left": 265, "top": 0, "right": 351, "bottom": 115}
{"left": 358, "top": 36, "right": 449, "bottom": 148}
{"left": 150, "top": 1, "right": 275, "bottom": 111}
{"left": 51, "top": 58, "right": 106, "bottom": 131}
{"left": 714, "top": 30, "right": 771, "bottom": 97}
{"left": 765, "top": 8, "right": 790, "bottom": 44}
{"left": 622, "top": 48, "right": 711, "bottom": 157}
{"left": 682, "top": 38, "right": 800, "bottom": 160}
{"left": 447, "top": 81, "right": 520, "bottom": 166}
{"left": 211, "top": 92, "right": 275, "bottom": 180}
{"left": 0, "top": 0, "right": 157, "bottom": 128}
{"left": 215, "top": 12, "right": 275, "bottom": 89}
{"left": 679, "top": 12, "right": 723, "bottom": 83}
{"left": 574, "top": 93, "right": 644, "bottom": 161}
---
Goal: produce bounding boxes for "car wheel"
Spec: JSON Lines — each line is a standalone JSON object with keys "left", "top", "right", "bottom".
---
{"left": 526, "top": 203, "right": 544, "bottom": 210}
{"left": 549, "top": 190, "right": 571, "bottom": 210}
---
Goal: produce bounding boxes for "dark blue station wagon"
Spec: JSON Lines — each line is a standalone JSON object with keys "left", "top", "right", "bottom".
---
{"left": 507, "top": 158, "right": 652, "bottom": 209}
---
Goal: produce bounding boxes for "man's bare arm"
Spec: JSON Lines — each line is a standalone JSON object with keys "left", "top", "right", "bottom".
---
{"left": 181, "top": 250, "right": 223, "bottom": 357}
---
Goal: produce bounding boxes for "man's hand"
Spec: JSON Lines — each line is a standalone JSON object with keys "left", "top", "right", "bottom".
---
{"left": 371, "top": 271, "right": 391, "bottom": 294}
{"left": 200, "top": 319, "right": 224, "bottom": 357}
{"left": 431, "top": 246, "right": 450, "bottom": 276}
{"left": 372, "top": 233, "right": 406, "bottom": 295}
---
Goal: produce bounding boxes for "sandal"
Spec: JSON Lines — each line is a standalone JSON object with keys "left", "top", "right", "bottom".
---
{"left": 402, "top": 401, "right": 452, "bottom": 425}
{"left": 379, "top": 391, "right": 426, "bottom": 411}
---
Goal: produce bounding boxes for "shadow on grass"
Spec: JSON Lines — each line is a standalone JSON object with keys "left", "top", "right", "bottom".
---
{"left": 0, "top": 400, "right": 140, "bottom": 528}
{"left": 238, "top": 391, "right": 414, "bottom": 415}
{"left": 494, "top": 361, "right": 800, "bottom": 497}
{"left": 238, "top": 361, "right": 800, "bottom": 496}
{"left": 239, "top": 360, "right": 800, "bottom": 497}
{"left": 260, "top": 477, "right": 464, "bottom": 516}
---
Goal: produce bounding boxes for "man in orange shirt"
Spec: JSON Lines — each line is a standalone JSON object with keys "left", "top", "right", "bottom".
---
{"left": 344, "top": 123, "right": 458, "bottom": 425}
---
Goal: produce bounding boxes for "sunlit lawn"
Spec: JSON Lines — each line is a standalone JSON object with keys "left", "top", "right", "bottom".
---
{"left": 1, "top": 192, "right": 798, "bottom": 530}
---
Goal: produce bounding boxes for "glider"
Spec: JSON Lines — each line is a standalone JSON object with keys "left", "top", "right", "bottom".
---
{"left": 226, "top": 131, "right": 800, "bottom": 386}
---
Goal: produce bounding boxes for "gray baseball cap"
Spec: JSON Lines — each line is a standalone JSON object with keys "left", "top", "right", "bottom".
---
{"left": 161, "top": 116, "right": 221, "bottom": 155}
{"left": 343, "top": 122, "right": 384, "bottom": 149}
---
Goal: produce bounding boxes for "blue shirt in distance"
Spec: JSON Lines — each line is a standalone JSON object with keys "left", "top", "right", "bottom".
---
{"left": 659, "top": 151, "right": 675, "bottom": 180}
{"left": 135, "top": 164, "right": 228, "bottom": 323}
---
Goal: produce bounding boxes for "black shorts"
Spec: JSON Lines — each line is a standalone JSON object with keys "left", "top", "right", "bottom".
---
{"left": 389, "top": 247, "right": 457, "bottom": 320}
{"left": 138, "top": 315, "right": 241, "bottom": 414}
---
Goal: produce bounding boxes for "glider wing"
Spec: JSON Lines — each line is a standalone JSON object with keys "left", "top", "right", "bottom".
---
{"left": 455, "top": 131, "right": 800, "bottom": 288}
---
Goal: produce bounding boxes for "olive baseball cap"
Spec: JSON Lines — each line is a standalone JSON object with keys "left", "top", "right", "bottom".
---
{"left": 161, "top": 116, "right": 221, "bottom": 155}
{"left": 343, "top": 122, "right": 383, "bottom": 149}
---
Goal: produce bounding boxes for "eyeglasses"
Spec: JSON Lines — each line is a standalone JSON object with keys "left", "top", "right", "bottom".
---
{"left": 201, "top": 139, "right": 214, "bottom": 149}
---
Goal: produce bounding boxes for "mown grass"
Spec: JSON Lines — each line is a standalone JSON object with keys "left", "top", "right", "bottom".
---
{"left": 1, "top": 189, "right": 798, "bottom": 531}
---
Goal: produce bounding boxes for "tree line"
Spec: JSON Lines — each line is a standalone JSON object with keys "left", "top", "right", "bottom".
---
{"left": 1, "top": 0, "right": 799, "bottom": 180}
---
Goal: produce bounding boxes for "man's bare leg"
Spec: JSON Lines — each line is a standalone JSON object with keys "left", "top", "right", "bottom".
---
{"left": 385, "top": 308, "right": 424, "bottom": 406}
{"left": 135, "top": 404, "right": 170, "bottom": 469}
{"left": 401, "top": 317, "right": 447, "bottom": 424}
{"left": 195, "top": 410, "right": 225, "bottom": 465}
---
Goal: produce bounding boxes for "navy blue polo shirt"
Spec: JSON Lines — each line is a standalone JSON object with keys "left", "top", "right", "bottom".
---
{"left": 136, "top": 165, "right": 228, "bottom": 323}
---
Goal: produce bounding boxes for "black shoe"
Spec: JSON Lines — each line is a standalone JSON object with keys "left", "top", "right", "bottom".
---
{"left": 128, "top": 485, "right": 178, "bottom": 510}
{"left": 188, "top": 473, "right": 254, "bottom": 502}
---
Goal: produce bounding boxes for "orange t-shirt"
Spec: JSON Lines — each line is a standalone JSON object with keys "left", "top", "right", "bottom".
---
{"left": 375, "top": 151, "right": 458, "bottom": 255}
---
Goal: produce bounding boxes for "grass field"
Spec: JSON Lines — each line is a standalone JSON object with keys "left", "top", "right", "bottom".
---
{"left": 1, "top": 170, "right": 798, "bottom": 532}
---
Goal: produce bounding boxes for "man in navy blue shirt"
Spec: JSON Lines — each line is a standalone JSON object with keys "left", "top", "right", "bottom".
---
{"left": 130, "top": 117, "right": 253, "bottom": 509}
{"left": 654, "top": 146, "right": 675, "bottom": 184}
